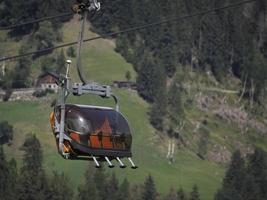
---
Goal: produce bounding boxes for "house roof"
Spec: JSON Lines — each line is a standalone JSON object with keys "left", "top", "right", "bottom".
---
{"left": 37, "top": 71, "right": 60, "bottom": 85}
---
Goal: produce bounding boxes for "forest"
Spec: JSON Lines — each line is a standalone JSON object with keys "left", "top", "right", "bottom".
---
{"left": 0, "top": 134, "right": 202, "bottom": 200}
{"left": 1, "top": 134, "right": 266, "bottom": 200}
{"left": 91, "top": 0, "right": 267, "bottom": 135}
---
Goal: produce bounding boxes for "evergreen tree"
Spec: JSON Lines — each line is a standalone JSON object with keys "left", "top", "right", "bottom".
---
{"left": 242, "top": 148, "right": 267, "bottom": 200}
{"left": 137, "top": 54, "right": 165, "bottom": 103}
{"left": 130, "top": 184, "right": 142, "bottom": 200}
{"left": 0, "top": 121, "right": 13, "bottom": 144}
{"left": 106, "top": 173, "right": 119, "bottom": 200}
{"left": 118, "top": 178, "right": 130, "bottom": 200}
{"left": 0, "top": 66, "right": 13, "bottom": 100}
{"left": 40, "top": 0, "right": 72, "bottom": 22}
{"left": 215, "top": 148, "right": 267, "bottom": 200}
{"left": 7, "top": 158, "right": 17, "bottom": 200}
{"left": 125, "top": 71, "right": 132, "bottom": 82}
{"left": 158, "top": 23, "right": 177, "bottom": 77}
{"left": 0, "top": 146, "right": 8, "bottom": 198}
{"left": 177, "top": 187, "right": 187, "bottom": 200}
{"left": 48, "top": 172, "right": 73, "bottom": 200}
{"left": 0, "top": 0, "right": 72, "bottom": 36}
{"left": 77, "top": 164, "right": 97, "bottom": 200}
{"left": 189, "top": 185, "right": 200, "bottom": 200}
{"left": 56, "top": 50, "right": 66, "bottom": 74}
{"left": 40, "top": 56, "right": 56, "bottom": 73}
{"left": 94, "top": 167, "right": 108, "bottom": 200}
{"left": 115, "top": 33, "right": 134, "bottom": 62}
{"left": 149, "top": 88, "right": 167, "bottom": 131}
{"left": 243, "top": 51, "right": 267, "bottom": 102}
{"left": 17, "top": 134, "right": 49, "bottom": 200}
{"left": 5, "top": 0, "right": 39, "bottom": 35}
{"left": 138, "top": 54, "right": 167, "bottom": 130}
{"left": 164, "top": 187, "right": 178, "bottom": 200}
{"left": 142, "top": 175, "right": 157, "bottom": 200}
{"left": 90, "top": 0, "right": 116, "bottom": 33}
{"left": 241, "top": 173, "right": 259, "bottom": 200}
{"left": 12, "top": 45, "right": 32, "bottom": 88}
{"left": 215, "top": 151, "right": 245, "bottom": 200}
{"left": 0, "top": 146, "right": 17, "bottom": 200}
{"left": 67, "top": 46, "right": 76, "bottom": 58}
{"left": 33, "top": 21, "right": 59, "bottom": 57}
{"left": 168, "top": 81, "right": 184, "bottom": 132}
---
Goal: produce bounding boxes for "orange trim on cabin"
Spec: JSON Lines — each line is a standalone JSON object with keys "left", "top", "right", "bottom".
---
{"left": 70, "top": 132, "right": 80, "bottom": 143}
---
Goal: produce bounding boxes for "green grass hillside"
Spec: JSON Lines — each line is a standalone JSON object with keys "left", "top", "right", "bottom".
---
{"left": 0, "top": 92, "right": 225, "bottom": 200}
{"left": 61, "top": 16, "right": 137, "bottom": 84}
{"left": 0, "top": 17, "right": 228, "bottom": 200}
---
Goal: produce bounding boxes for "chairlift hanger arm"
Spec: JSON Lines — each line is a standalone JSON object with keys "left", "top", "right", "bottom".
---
{"left": 72, "top": 0, "right": 100, "bottom": 14}
{"left": 72, "top": 82, "right": 119, "bottom": 112}
{"left": 55, "top": 72, "right": 114, "bottom": 101}
{"left": 72, "top": 0, "right": 101, "bottom": 85}
{"left": 71, "top": 0, "right": 117, "bottom": 105}
{"left": 72, "top": 82, "right": 111, "bottom": 98}
{"left": 57, "top": 74, "right": 119, "bottom": 111}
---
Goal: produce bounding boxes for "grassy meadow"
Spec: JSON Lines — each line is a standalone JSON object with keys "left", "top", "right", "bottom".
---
{"left": 0, "top": 17, "right": 226, "bottom": 200}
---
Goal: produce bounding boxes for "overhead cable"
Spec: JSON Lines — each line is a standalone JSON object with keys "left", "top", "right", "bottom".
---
{"left": 0, "top": 12, "right": 73, "bottom": 31}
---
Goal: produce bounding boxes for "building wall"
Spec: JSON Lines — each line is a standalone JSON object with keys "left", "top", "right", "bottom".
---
{"left": 41, "top": 83, "right": 58, "bottom": 92}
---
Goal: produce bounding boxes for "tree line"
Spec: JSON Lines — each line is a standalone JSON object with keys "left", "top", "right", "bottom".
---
{"left": 215, "top": 149, "right": 267, "bottom": 200}
{"left": 0, "top": 134, "right": 201, "bottom": 200}
{"left": 91, "top": 0, "right": 267, "bottom": 133}
{"left": 1, "top": 133, "right": 267, "bottom": 200}
{"left": 0, "top": 0, "right": 72, "bottom": 35}
{"left": 0, "top": 121, "right": 13, "bottom": 145}
{"left": 1, "top": 0, "right": 267, "bottom": 115}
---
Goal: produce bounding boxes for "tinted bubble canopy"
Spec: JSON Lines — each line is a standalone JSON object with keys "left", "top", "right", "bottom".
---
{"left": 64, "top": 104, "right": 132, "bottom": 152}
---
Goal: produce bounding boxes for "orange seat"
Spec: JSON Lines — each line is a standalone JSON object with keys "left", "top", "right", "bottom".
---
{"left": 90, "top": 135, "right": 102, "bottom": 148}
{"left": 70, "top": 132, "right": 80, "bottom": 143}
{"left": 49, "top": 112, "right": 55, "bottom": 131}
{"left": 102, "top": 136, "right": 113, "bottom": 149}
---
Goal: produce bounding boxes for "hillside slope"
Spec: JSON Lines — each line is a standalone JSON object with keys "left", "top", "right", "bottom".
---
{"left": 1, "top": 16, "right": 267, "bottom": 200}
{"left": 0, "top": 17, "right": 229, "bottom": 200}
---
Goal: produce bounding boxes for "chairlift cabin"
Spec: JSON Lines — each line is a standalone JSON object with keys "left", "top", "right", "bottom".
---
{"left": 49, "top": 79, "right": 137, "bottom": 169}
{"left": 50, "top": 104, "right": 132, "bottom": 158}
{"left": 49, "top": 0, "right": 137, "bottom": 168}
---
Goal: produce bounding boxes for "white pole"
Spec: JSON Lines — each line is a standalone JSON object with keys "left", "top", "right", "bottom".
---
{"left": 2, "top": 58, "right": 5, "bottom": 77}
